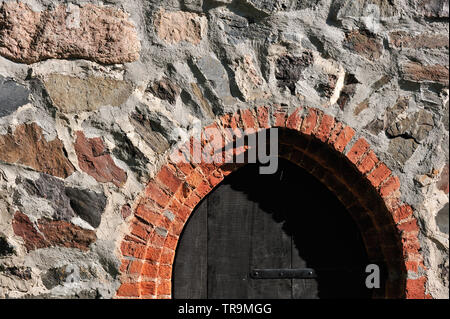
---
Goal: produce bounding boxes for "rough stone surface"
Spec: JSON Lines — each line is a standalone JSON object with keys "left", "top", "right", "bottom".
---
{"left": 344, "top": 30, "right": 383, "bottom": 61}
{"left": 0, "top": 76, "right": 30, "bottom": 118}
{"left": 0, "top": 123, "right": 75, "bottom": 178}
{"left": 44, "top": 75, "right": 133, "bottom": 113}
{"left": 0, "top": 0, "right": 448, "bottom": 300}
{"left": 65, "top": 188, "right": 107, "bottom": 229}
{"left": 276, "top": 53, "right": 313, "bottom": 94}
{"left": 147, "top": 78, "right": 180, "bottom": 105}
{"left": 12, "top": 212, "right": 96, "bottom": 252}
{"left": 74, "top": 131, "right": 127, "bottom": 188}
{"left": 155, "top": 9, "right": 207, "bottom": 45}
{"left": 0, "top": 2, "right": 140, "bottom": 65}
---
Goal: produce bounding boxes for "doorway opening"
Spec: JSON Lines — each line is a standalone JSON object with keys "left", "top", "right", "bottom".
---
{"left": 173, "top": 158, "right": 376, "bottom": 299}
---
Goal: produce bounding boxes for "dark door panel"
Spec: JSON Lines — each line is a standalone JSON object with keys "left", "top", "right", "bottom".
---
{"left": 173, "top": 159, "right": 371, "bottom": 299}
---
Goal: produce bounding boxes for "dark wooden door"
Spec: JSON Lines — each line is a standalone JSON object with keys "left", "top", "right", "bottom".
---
{"left": 173, "top": 159, "right": 372, "bottom": 299}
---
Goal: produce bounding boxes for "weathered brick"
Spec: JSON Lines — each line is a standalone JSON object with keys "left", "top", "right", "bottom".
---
{"left": 379, "top": 176, "right": 401, "bottom": 198}
{"left": 301, "top": 108, "right": 318, "bottom": 135}
{"left": 273, "top": 107, "right": 287, "bottom": 127}
{"left": 286, "top": 107, "right": 303, "bottom": 130}
{"left": 393, "top": 205, "right": 414, "bottom": 224}
{"left": 333, "top": 126, "right": 355, "bottom": 152}
{"left": 398, "top": 219, "right": 420, "bottom": 233}
{"left": 140, "top": 281, "right": 157, "bottom": 296}
{"left": 156, "top": 166, "right": 182, "bottom": 195}
{"left": 367, "top": 163, "right": 392, "bottom": 188}
{"left": 186, "top": 169, "right": 205, "bottom": 189}
{"left": 146, "top": 182, "right": 171, "bottom": 208}
{"left": 406, "top": 277, "right": 426, "bottom": 299}
{"left": 157, "top": 280, "right": 172, "bottom": 296}
{"left": 145, "top": 246, "right": 163, "bottom": 262}
{"left": 240, "top": 109, "right": 257, "bottom": 131}
{"left": 116, "top": 283, "right": 140, "bottom": 297}
{"left": 314, "top": 114, "right": 335, "bottom": 142}
{"left": 256, "top": 106, "right": 270, "bottom": 128}
{"left": 357, "top": 151, "right": 379, "bottom": 175}
{"left": 347, "top": 138, "right": 370, "bottom": 164}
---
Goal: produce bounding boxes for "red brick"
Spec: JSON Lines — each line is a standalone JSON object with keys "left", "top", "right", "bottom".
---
{"left": 406, "top": 277, "right": 426, "bottom": 299}
{"left": 165, "top": 234, "right": 178, "bottom": 250}
{"left": 174, "top": 161, "right": 194, "bottom": 177}
{"left": 160, "top": 249, "right": 176, "bottom": 265}
{"left": 393, "top": 205, "right": 414, "bottom": 224}
{"left": 256, "top": 106, "right": 270, "bottom": 129}
{"left": 141, "top": 262, "right": 158, "bottom": 278}
{"left": 406, "top": 260, "right": 420, "bottom": 273}
{"left": 130, "top": 220, "right": 153, "bottom": 241}
{"left": 140, "top": 281, "right": 156, "bottom": 296}
{"left": 367, "top": 163, "right": 392, "bottom": 188}
{"left": 157, "top": 280, "right": 172, "bottom": 296}
{"left": 273, "top": 107, "right": 287, "bottom": 127}
{"left": 170, "top": 217, "right": 185, "bottom": 236}
{"left": 208, "top": 170, "right": 224, "bottom": 188}
{"left": 347, "top": 138, "right": 370, "bottom": 164}
{"left": 314, "top": 114, "right": 335, "bottom": 142}
{"left": 357, "top": 151, "right": 379, "bottom": 175}
{"left": 186, "top": 169, "right": 204, "bottom": 189}
{"left": 156, "top": 166, "right": 182, "bottom": 195}
{"left": 379, "top": 175, "right": 401, "bottom": 198}
{"left": 145, "top": 246, "right": 162, "bottom": 262}
{"left": 146, "top": 181, "right": 170, "bottom": 208}
{"left": 128, "top": 260, "right": 144, "bottom": 276}
{"left": 116, "top": 283, "right": 140, "bottom": 297}
{"left": 120, "top": 259, "right": 131, "bottom": 273}
{"left": 135, "top": 203, "right": 162, "bottom": 226}
{"left": 174, "top": 183, "right": 193, "bottom": 203}
{"left": 198, "top": 162, "right": 216, "bottom": 177}
{"left": 177, "top": 205, "right": 192, "bottom": 222}
{"left": 398, "top": 219, "right": 420, "bottom": 233}
{"left": 286, "top": 107, "right": 303, "bottom": 130}
{"left": 120, "top": 241, "right": 146, "bottom": 259}
{"left": 333, "top": 126, "right": 355, "bottom": 152}
{"left": 301, "top": 108, "right": 318, "bottom": 135}
{"left": 158, "top": 265, "right": 172, "bottom": 279}
{"left": 328, "top": 122, "right": 343, "bottom": 145}
{"left": 184, "top": 191, "right": 202, "bottom": 209}
{"left": 196, "top": 180, "right": 212, "bottom": 198}
{"left": 240, "top": 109, "right": 257, "bottom": 131}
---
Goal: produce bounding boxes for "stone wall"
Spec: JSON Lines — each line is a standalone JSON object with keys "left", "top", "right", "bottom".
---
{"left": 0, "top": 0, "right": 448, "bottom": 299}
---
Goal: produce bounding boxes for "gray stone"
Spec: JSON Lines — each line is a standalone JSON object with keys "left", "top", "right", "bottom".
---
{"left": 418, "top": 0, "right": 449, "bottom": 17}
{"left": 0, "top": 235, "right": 15, "bottom": 257}
{"left": 43, "top": 74, "right": 133, "bottom": 113}
{"left": 130, "top": 112, "right": 171, "bottom": 155}
{"left": 0, "top": 76, "right": 30, "bottom": 118}
{"left": 41, "top": 266, "right": 69, "bottom": 289}
{"left": 387, "top": 137, "right": 420, "bottom": 165}
{"left": 386, "top": 110, "right": 434, "bottom": 143}
{"left": 20, "top": 174, "right": 76, "bottom": 222}
{"left": 275, "top": 52, "right": 313, "bottom": 95}
{"left": 193, "top": 54, "right": 235, "bottom": 104}
{"left": 436, "top": 203, "right": 449, "bottom": 234}
{"left": 65, "top": 188, "right": 107, "bottom": 229}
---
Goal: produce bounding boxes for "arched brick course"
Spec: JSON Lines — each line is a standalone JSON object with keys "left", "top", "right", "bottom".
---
{"left": 116, "top": 106, "right": 427, "bottom": 299}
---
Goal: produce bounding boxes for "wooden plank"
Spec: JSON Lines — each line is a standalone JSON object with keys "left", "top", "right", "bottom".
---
{"left": 207, "top": 180, "right": 252, "bottom": 299}
{"left": 173, "top": 198, "right": 208, "bottom": 299}
{"left": 248, "top": 166, "right": 292, "bottom": 299}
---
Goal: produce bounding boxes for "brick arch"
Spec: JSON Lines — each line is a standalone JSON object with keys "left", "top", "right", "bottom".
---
{"left": 116, "top": 106, "right": 428, "bottom": 299}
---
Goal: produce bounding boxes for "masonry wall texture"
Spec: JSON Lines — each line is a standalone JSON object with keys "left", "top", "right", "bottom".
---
{"left": 0, "top": 0, "right": 448, "bottom": 299}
